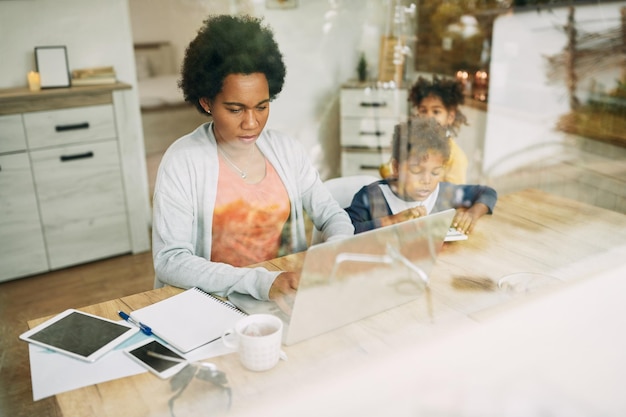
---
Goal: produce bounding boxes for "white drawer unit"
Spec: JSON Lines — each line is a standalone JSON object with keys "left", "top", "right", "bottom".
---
{"left": 0, "top": 152, "right": 49, "bottom": 281}
{"left": 340, "top": 87, "right": 408, "bottom": 119}
{"left": 340, "top": 84, "right": 408, "bottom": 176}
{"left": 0, "top": 114, "right": 28, "bottom": 153}
{"left": 340, "top": 118, "right": 399, "bottom": 148}
{"left": 23, "top": 104, "right": 117, "bottom": 150}
{"left": 30, "top": 139, "right": 131, "bottom": 269}
{"left": 0, "top": 84, "right": 151, "bottom": 282}
{"left": 341, "top": 147, "right": 392, "bottom": 177}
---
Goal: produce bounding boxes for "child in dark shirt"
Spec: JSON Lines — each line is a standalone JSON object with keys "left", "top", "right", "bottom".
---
{"left": 346, "top": 118, "right": 497, "bottom": 235}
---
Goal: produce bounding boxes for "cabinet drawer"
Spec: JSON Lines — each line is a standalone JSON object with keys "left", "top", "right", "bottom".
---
{"left": 340, "top": 117, "right": 398, "bottom": 148}
{"left": 30, "top": 140, "right": 131, "bottom": 269}
{"left": 0, "top": 114, "right": 27, "bottom": 154}
{"left": 340, "top": 88, "right": 408, "bottom": 119}
{"left": 341, "top": 148, "right": 390, "bottom": 177}
{"left": 23, "top": 104, "right": 116, "bottom": 150}
{"left": 0, "top": 153, "right": 48, "bottom": 281}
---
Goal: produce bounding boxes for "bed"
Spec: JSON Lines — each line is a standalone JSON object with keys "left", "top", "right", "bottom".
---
{"left": 134, "top": 42, "right": 209, "bottom": 154}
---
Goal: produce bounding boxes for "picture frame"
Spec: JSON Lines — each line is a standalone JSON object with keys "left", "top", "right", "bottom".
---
{"left": 35, "top": 46, "right": 71, "bottom": 89}
{"left": 265, "top": 0, "right": 297, "bottom": 9}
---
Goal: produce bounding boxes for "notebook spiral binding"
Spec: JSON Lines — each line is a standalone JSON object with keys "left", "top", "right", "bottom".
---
{"left": 192, "top": 287, "right": 247, "bottom": 316}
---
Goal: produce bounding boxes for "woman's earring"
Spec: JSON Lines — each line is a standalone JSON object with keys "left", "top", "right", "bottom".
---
{"left": 199, "top": 98, "right": 212, "bottom": 115}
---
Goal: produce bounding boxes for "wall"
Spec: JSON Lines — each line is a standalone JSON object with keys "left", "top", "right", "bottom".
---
{"left": 0, "top": 0, "right": 150, "bottom": 227}
{"left": 0, "top": 0, "right": 415, "bottom": 179}
{"left": 128, "top": 0, "right": 396, "bottom": 178}
{"left": 483, "top": 1, "right": 626, "bottom": 177}
{"left": 0, "top": 0, "right": 145, "bottom": 167}
{"left": 0, "top": 0, "right": 138, "bottom": 92}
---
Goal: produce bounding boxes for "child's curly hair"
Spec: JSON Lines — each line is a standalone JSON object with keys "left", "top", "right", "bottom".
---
{"left": 408, "top": 75, "right": 468, "bottom": 134}
{"left": 179, "top": 14, "right": 287, "bottom": 115}
{"left": 392, "top": 117, "right": 451, "bottom": 165}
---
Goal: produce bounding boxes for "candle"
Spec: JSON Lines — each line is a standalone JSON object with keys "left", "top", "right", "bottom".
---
{"left": 28, "top": 71, "right": 41, "bottom": 92}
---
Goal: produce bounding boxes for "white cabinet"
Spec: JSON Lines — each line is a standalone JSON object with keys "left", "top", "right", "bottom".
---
{"left": 0, "top": 114, "right": 29, "bottom": 153}
{"left": 0, "top": 115, "right": 48, "bottom": 280}
{"left": 339, "top": 84, "right": 408, "bottom": 177}
{"left": 0, "top": 84, "right": 151, "bottom": 282}
{"left": 31, "top": 140, "right": 131, "bottom": 269}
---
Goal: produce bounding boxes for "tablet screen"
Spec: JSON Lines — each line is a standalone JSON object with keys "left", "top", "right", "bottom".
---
{"left": 20, "top": 309, "right": 138, "bottom": 362}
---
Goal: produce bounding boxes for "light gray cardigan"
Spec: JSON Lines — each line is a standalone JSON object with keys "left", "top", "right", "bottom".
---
{"left": 152, "top": 123, "right": 354, "bottom": 300}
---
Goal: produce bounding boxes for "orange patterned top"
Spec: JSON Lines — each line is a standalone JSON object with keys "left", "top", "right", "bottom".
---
{"left": 211, "top": 157, "right": 290, "bottom": 266}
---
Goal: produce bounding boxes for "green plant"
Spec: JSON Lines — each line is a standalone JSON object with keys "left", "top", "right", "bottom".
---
{"left": 357, "top": 52, "right": 367, "bottom": 82}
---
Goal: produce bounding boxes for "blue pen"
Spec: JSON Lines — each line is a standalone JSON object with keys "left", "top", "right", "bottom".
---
{"left": 118, "top": 310, "right": 152, "bottom": 335}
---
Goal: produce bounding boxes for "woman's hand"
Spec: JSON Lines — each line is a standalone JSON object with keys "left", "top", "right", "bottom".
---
{"left": 452, "top": 203, "right": 489, "bottom": 234}
{"left": 268, "top": 271, "right": 300, "bottom": 315}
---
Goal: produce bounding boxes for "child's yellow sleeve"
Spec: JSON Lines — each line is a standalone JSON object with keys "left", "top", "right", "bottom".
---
{"left": 445, "top": 139, "right": 468, "bottom": 184}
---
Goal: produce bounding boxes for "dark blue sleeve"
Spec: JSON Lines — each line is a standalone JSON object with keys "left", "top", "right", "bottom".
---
{"left": 437, "top": 183, "right": 498, "bottom": 213}
{"left": 345, "top": 185, "right": 383, "bottom": 234}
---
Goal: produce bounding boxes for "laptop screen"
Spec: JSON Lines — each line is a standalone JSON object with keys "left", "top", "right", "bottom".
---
{"left": 229, "top": 209, "right": 455, "bottom": 345}
{"left": 285, "top": 209, "right": 454, "bottom": 344}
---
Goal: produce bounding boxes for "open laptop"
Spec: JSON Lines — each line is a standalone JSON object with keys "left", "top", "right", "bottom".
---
{"left": 228, "top": 209, "right": 455, "bottom": 345}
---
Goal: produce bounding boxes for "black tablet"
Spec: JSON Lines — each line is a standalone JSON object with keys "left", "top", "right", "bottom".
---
{"left": 20, "top": 309, "right": 139, "bottom": 362}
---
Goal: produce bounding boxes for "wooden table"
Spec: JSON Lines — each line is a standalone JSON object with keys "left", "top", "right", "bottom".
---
{"left": 27, "top": 189, "right": 626, "bottom": 417}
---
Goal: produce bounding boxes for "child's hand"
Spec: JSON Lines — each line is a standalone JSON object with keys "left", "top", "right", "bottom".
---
{"left": 452, "top": 204, "right": 489, "bottom": 234}
{"left": 380, "top": 206, "right": 427, "bottom": 228}
{"left": 398, "top": 206, "right": 427, "bottom": 223}
{"left": 405, "top": 206, "right": 427, "bottom": 220}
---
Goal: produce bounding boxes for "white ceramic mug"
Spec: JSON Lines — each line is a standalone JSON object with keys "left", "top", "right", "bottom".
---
{"left": 222, "top": 314, "right": 283, "bottom": 372}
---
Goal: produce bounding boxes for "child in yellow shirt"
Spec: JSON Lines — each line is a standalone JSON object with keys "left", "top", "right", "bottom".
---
{"left": 408, "top": 75, "right": 469, "bottom": 184}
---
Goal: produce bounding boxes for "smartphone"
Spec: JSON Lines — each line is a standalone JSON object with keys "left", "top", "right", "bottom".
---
{"left": 124, "top": 339, "right": 188, "bottom": 379}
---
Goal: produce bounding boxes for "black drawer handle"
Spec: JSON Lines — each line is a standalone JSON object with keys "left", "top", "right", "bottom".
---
{"left": 359, "top": 101, "right": 387, "bottom": 108}
{"left": 359, "top": 130, "right": 385, "bottom": 136}
{"left": 60, "top": 151, "right": 94, "bottom": 162}
{"left": 55, "top": 122, "right": 90, "bottom": 132}
{"left": 359, "top": 165, "right": 381, "bottom": 170}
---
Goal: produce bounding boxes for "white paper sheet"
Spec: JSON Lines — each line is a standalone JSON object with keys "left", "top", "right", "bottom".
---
{"left": 29, "top": 330, "right": 235, "bottom": 400}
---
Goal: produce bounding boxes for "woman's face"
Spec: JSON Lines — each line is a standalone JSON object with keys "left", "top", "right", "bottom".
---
{"left": 200, "top": 72, "right": 270, "bottom": 149}
{"left": 414, "top": 95, "right": 455, "bottom": 128}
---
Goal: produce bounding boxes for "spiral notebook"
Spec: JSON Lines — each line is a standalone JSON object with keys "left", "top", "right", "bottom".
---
{"left": 130, "top": 287, "right": 246, "bottom": 353}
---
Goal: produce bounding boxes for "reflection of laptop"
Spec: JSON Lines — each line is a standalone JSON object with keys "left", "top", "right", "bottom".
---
{"left": 228, "top": 209, "right": 455, "bottom": 345}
